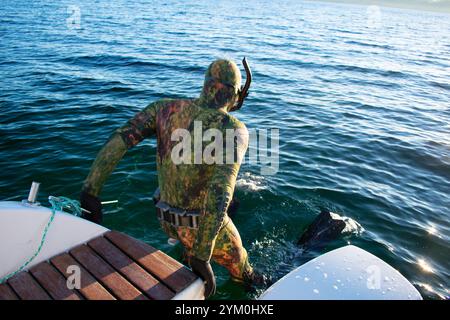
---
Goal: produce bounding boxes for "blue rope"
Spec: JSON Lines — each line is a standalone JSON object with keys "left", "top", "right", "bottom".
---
{"left": 0, "top": 196, "right": 82, "bottom": 284}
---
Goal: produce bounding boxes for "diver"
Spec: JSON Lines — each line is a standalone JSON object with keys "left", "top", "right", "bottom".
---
{"left": 80, "top": 58, "right": 262, "bottom": 298}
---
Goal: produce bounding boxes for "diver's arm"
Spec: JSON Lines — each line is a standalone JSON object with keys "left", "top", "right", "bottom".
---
{"left": 192, "top": 126, "right": 249, "bottom": 262}
{"left": 82, "top": 134, "right": 128, "bottom": 197}
{"left": 82, "top": 102, "right": 158, "bottom": 196}
{"left": 81, "top": 102, "right": 159, "bottom": 222}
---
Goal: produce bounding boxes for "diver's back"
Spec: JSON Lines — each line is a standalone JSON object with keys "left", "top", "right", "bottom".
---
{"left": 155, "top": 99, "right": 224, "bottom": 210}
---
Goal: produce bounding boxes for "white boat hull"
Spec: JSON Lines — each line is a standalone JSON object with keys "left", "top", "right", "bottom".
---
{"left": 259, "top": 245, "right": 422, "bottom": 300}
{"left": 0, "top": 201, "right": 204, "bottom": 300}
{"left": 0, "top": 201, "right": 108, "bottom": 279}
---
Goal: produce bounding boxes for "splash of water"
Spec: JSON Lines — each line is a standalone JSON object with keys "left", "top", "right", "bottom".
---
{"left": 236, "top": 172, "right": 267, "bottom": 192}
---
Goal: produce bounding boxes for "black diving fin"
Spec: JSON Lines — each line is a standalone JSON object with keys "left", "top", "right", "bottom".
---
{"left": 297, "top": 210, "right": 347, "bottom": 251}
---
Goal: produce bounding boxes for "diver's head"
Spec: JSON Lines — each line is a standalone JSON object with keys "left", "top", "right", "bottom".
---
{"left": 199, "top": 59, "right": 242, "bottom": 111}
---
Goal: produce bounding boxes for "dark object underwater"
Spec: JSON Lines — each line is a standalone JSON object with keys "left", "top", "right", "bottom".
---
{"left": 297, "top": 210, "right": 347, "bottom": 251}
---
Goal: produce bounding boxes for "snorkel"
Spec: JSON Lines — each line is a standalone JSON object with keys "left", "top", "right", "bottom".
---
{"left": 230, "top": 57, "right": 252, "bottom": 112}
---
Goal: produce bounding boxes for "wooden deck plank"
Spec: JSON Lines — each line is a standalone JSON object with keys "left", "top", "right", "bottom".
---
{"left": 0, "top": 283, "right": 19, "bottom": 300}
{"left": 70, "top": 244, "right": 147, "bottom": 300}
{"left": 105, "top": 231, "right": 197, "bottom": 293}
{"left": 88, "top": 236, "right": 174, "bottom": 300}
{"left": 29, "top": 262, "right": 83, "bottom": 300}
{"left": 7, "top": 271, "right": 51, "bottom": 300}
{"left": 51, "top": 253, "right": 116, "bottom": 300}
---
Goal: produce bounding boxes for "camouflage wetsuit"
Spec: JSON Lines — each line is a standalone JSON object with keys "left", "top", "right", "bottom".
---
{"left": 82, "top": 59, "right": 253, "bottom": 282}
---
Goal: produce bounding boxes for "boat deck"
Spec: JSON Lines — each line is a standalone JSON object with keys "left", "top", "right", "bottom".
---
{"left": 0, "top": 231, "right": 198, "bottom": 300}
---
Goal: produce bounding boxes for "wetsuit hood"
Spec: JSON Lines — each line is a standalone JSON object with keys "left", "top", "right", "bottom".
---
{"left": 199, "top": 59, "right": 242, "bottom": 111}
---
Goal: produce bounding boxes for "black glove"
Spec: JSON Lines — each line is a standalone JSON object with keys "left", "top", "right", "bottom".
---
{"left": 80, "top": 191, "right": 103, "bottom": 224}
{"left": 190, "top": 256, "right": 216, "bottom": 299}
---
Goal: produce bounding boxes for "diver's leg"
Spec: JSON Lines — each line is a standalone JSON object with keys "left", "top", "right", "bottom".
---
{"left": 175, "top": 226, "right": 197, "bottom": 265}
{"left": 211, "top": 217, "right": 254, "bottom": 282}
{"left": 160, "top": 222, "right": 196, "bottom": 265}
{"left": 174, "top": 218, "right": 252, "bottom": 279}
{"left": 175, "top": 218, "right": 265, "bottom": 287}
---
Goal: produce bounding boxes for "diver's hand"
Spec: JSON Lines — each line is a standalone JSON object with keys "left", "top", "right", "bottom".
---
{"left": 190, "top": 256, "right": 216, "bottom": 298}
{"left": 80, "top": 191, "right": 103, "bottom": 224}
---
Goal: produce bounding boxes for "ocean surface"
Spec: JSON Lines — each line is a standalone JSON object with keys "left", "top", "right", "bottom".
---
{"left": 0, "top": 0, "right": 449, "bottom": 299}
